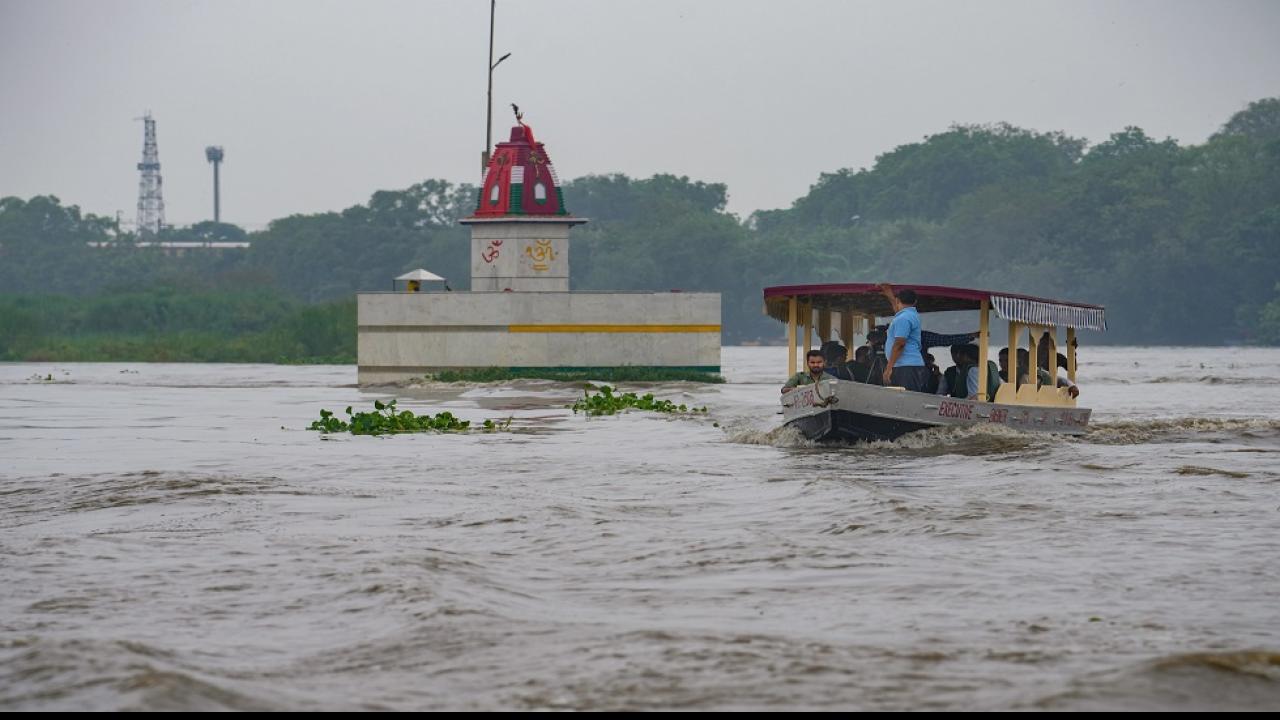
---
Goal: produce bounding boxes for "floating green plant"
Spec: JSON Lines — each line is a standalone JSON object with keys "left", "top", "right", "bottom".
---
{"left": 569, "top": 384, "right": 708, "bottom": 417}
{"left": 308, "top": 399, "right": 509, "bottom": 436}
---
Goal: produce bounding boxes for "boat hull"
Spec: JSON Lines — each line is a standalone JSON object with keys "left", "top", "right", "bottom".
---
{"left": 780, "top": 378, "right": 1090, "bottom": 443}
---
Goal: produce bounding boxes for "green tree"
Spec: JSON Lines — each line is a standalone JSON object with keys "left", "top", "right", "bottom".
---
{"left": 1213, "top": 97, "right": 1280, "bottom": 143}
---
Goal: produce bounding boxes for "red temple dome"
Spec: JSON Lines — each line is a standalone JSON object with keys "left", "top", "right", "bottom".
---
{"left": 469, "top": 115, "right": 573, "bottom": 219}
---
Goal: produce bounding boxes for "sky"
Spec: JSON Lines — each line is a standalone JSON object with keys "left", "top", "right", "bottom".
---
{"left": 2, "top": 0, "right": 1278, "bottom": 228}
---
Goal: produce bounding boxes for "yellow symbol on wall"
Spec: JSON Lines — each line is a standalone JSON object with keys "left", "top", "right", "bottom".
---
{"left": 525, "top": 239, "right": 557, "bottom": 271}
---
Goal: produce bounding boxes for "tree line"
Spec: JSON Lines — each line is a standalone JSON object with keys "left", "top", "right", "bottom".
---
{"left": 1, "top": 97, "right": 1277, "bottom": 360}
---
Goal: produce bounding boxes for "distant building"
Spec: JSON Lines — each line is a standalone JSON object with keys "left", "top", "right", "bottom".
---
{"left": 87, "top": 241, "right": 250, "bottom": 256}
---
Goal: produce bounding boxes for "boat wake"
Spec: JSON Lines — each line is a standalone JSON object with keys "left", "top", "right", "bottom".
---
{"left": 724, "top": 420, "right": 1044, "bottom": 456}
{"left": 726, "top": 416, "right": 1280, "bottom": 454}
{"left": 1082, "top": 417, "right": 1280, "bottom": 445}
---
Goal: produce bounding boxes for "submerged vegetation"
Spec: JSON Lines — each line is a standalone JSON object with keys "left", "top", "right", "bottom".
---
{"left": 570, "top": 384, "right": 708, "bottom": 417}
{"left": 307, "top": 399, "right": 511, "bottom": 435}
{"left": 308, "top": 387, "right": 706, "bottom": 435}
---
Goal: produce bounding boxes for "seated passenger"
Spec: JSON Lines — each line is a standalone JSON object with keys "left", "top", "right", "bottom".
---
{"left": 1016, "top": 348, "right": 1032, "bottom": 388}
{"left": 864, "top": 329, "right": 889, "bottom": 386}
{"left": 845, "top": 345, "right": 874, "bottom": 383}
{"left": 1039, "top": 351, "right": 1081, "bottom": 398}
{"left": 820, "top": 340, "right": 847, "bottom": 374}
{"left": 939, "top": 345, "right": 966, "bottom": 395}
{"left": 993, "top": 348, "right": 1034, "bottom": 386}
{"left": 998, "top": 347, "right": 1029, "bottom": 386}
{"left": 997, "top": 348, "right": 1033, "bottom": 387}
{"left": 943, "top": 343, "right": 1000, "bottom": 401}
{"left": 1033, "top": 330, "right": 1050, "bottom": 367}
{"left": 924, "top": 352, "right": 942, "bottom": 394}
{"left": 822, "top": 341, "right": 858, "bottom": 381}
{"left": 782, "top": 349, "right": 826, "bottom": 394}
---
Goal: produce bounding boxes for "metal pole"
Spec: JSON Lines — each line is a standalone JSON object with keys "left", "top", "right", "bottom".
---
{"left": 213, "top": 161, "right": 221, "bottom": 223}
{"left": 483, "top": 0, "right": 495, "bottom": 176}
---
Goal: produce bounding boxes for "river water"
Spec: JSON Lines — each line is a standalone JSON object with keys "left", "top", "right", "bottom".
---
{"left": 2, "top": 346, "right": 1278, "bottom": 710}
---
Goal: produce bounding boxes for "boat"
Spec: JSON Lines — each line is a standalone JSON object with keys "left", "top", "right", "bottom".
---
{"left": 765, "top": 283, "right": 1106, "bottom": 442}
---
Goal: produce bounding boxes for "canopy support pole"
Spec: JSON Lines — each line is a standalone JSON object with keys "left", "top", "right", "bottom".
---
{"left": 1008, "top": 321, "right": 1020, "bottom": 390}
{"left": 840, "top": 312, "right": 854, "bottom": 361}
{"left": 802, "top": 301, "right": 812, "bottom": 353}
{"left": 1067, "top": 327, "right": 1077, "bottom": 384}
{"left": 787, "top": 297, "right": 798, "bottom": 376}
{"left": 1028, "top": 329, "right": 1038, "bottom": 387}
{"left": 978, "top": 299, "right": 990, "bottom": 400}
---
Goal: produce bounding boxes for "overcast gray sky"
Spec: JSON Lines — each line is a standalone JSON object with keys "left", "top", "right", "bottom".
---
{"left": 2, "top": 0, "right": 1278, "bottom": 228}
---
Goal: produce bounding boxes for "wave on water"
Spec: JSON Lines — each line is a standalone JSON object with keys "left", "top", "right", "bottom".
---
{"left": 1085, "top": 374, "right": 1280, "bottom": 386}
{"left": 0, "top": 636, "right": 282, "bottom": 711}
{"left": 1030, "top": 650, "right": 1280, "bottom": 711}
{"left": 0, "top": 472, "right": 290, "bottom": 523}
{"left": 1148, "top": 375, "right": 1280, "bottom": 386}
{"left": 1152, "top": 650, "right": 1280, "bottom": 680}
{"left": 1174, "top": 465, "right": 1252, "bottom": 478}
{"left": 722, "top": 422, "right": 813, "bottom": 448}
{"left": 1083, "top": 418, "right": 1280, "bottom": 445}
{"left": 726, "top": 414, "right": 1280, "bottom": 455}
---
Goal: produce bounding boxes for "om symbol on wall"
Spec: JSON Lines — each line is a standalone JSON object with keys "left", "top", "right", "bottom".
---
{"left": 524, "top": 239, "right": 558, "bottom": 272}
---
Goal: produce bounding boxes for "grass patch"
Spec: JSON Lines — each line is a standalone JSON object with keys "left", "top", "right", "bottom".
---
{"left": 0, "top": 292, "right": 355, "bottom": 363}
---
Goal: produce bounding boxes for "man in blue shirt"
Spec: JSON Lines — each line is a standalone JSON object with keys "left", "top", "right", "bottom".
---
{"left": 879, "top": 284, "right": 929, "bottom": 392}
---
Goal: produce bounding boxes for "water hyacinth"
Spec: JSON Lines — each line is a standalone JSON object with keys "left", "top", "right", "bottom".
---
{"left": 308, "top": 399, "right": 510, "bottom": 435}
{"left": 570, "top": 384, "right": 708, "bottom": 417}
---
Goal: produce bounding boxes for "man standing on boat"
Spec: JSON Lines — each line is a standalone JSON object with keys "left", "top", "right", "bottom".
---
{"left": 879, "top": 284, "right": 929, "bottom": 392}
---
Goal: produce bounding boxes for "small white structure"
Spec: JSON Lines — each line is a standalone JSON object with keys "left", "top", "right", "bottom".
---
{"left": 395, "top": 268, "right": 446, "bottom": 283}
{"left": 393, "top": 268, "right": 447, "bottom": 292}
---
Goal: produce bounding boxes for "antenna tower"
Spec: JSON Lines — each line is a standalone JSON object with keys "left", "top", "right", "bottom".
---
{"left": 135, "top": 113, "right": 165, "bottom": 234}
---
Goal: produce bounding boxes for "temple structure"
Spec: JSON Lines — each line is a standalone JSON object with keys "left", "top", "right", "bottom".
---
{"left": 356, "top": 110, "right": 720, "bottom": 384}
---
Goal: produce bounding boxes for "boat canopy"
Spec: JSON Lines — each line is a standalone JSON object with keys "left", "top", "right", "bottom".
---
{"left": 763, "top": 283, "right": 1106, "bottom": 332}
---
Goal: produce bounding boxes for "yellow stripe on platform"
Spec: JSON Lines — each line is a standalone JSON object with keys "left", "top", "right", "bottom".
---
{"left": 507, "top": 324, "right": 720, "bottom": 333}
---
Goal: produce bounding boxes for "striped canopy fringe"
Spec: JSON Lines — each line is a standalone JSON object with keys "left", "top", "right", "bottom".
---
{"left": 991, "top": 295, "right": 1106, "bottom": 331}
